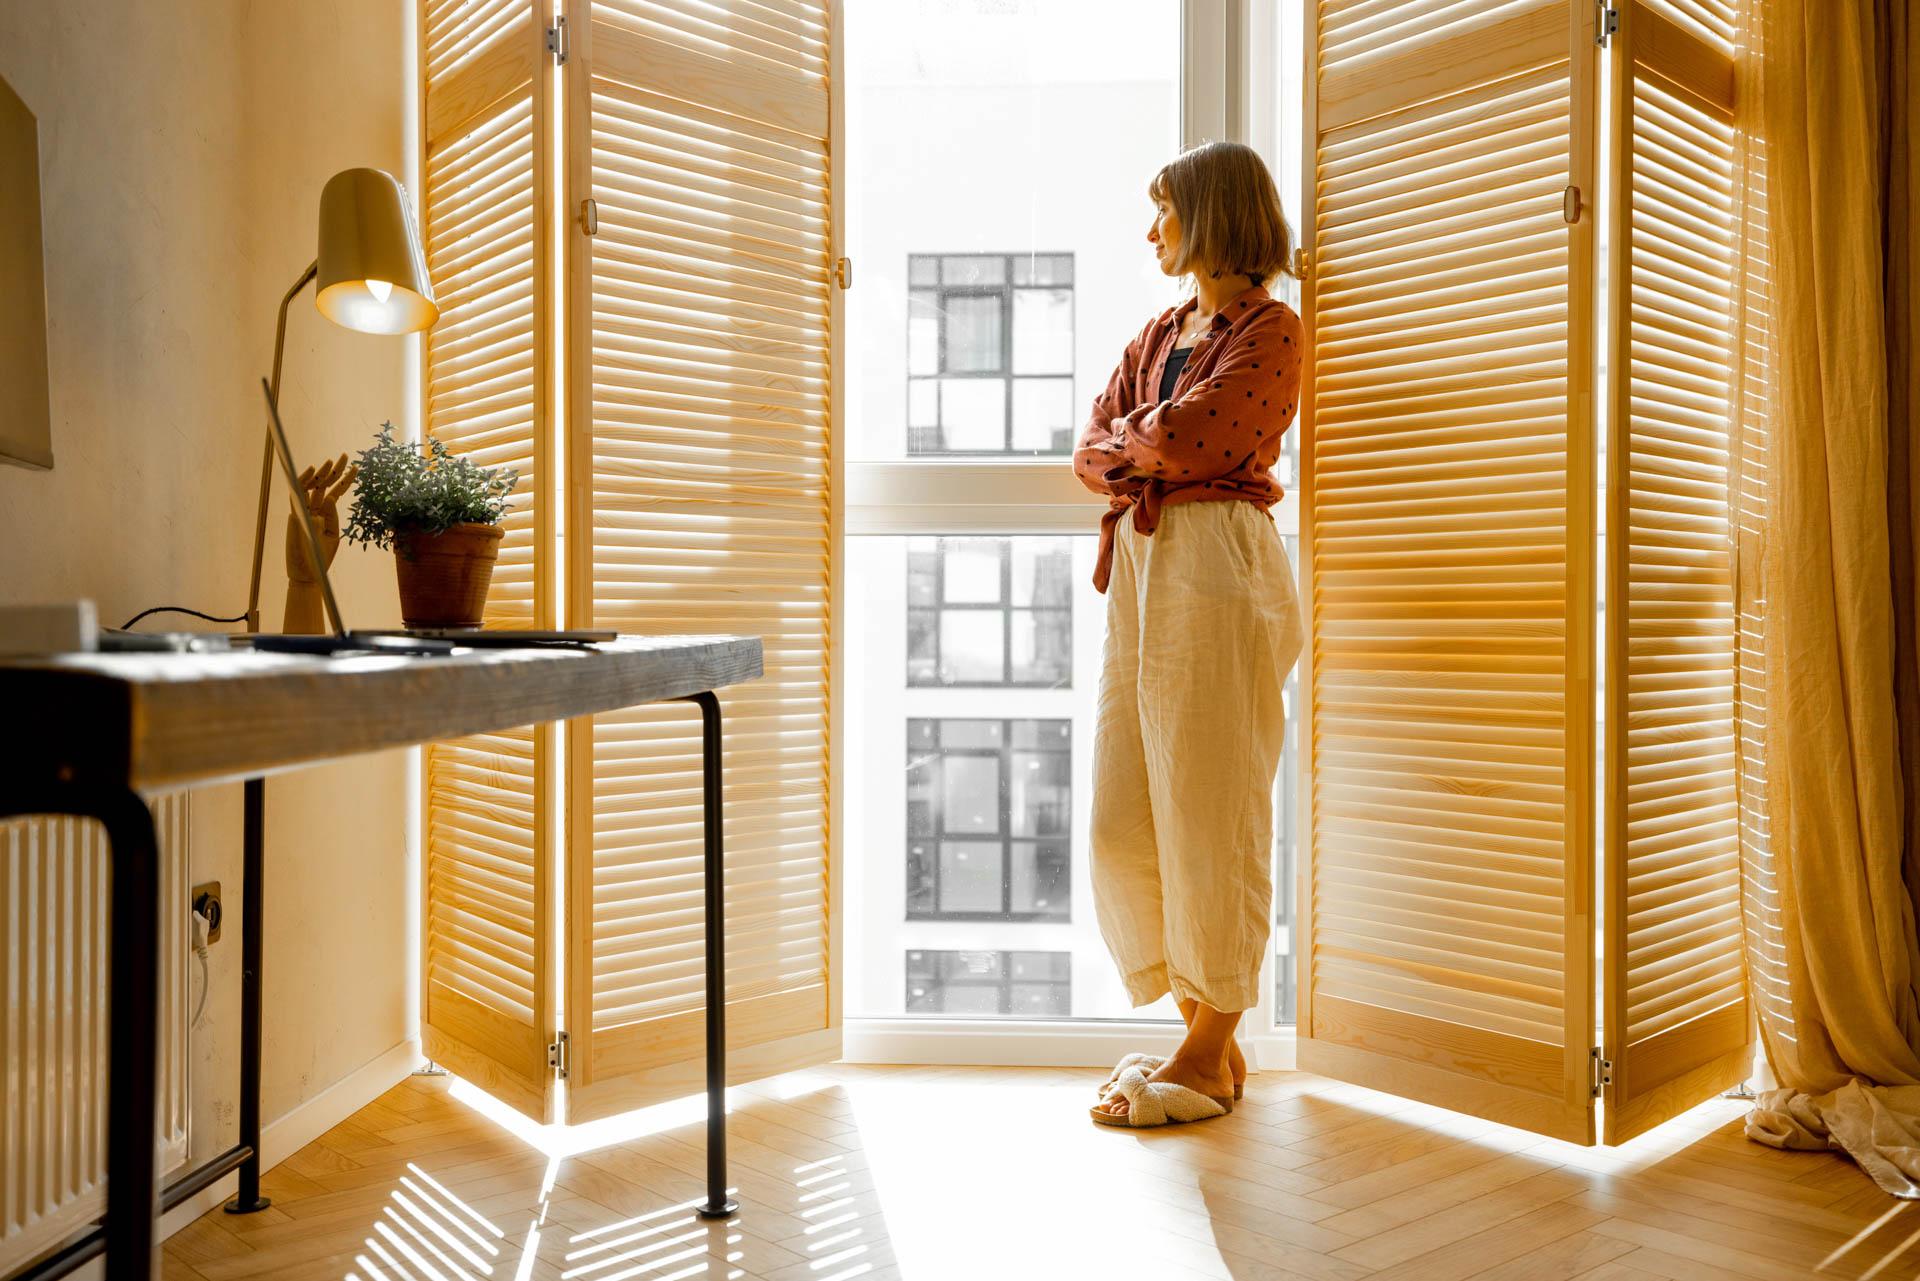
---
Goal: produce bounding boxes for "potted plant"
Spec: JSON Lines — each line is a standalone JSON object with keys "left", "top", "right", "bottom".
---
{"left": 343, "top": 422, "right": 521, "bottom": 628}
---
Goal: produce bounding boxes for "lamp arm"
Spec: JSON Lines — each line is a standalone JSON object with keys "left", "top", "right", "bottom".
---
{"left": 245, "top": 259, "right": 320, "bottom": 631}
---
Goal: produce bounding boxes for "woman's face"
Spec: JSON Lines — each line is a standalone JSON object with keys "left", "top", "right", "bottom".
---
{"left": 1148, "top": 195, "right": 1182, "bottom": 276}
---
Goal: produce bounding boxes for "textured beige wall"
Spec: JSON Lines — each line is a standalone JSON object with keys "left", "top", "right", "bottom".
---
{"left": 0, "top": 0, "right": 419, "bottom": 1167}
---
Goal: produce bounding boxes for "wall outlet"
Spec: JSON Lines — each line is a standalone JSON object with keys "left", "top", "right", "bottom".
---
{"left": 192, "top": 881, "right": 222, "bottom": 944}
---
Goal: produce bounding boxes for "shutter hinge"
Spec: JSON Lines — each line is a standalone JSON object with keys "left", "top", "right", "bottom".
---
{"left": 549, "top": 1030, "right": 570, "bottom": 1080}
{"left": 546, "top": 17, "right": 568, "bottom": 63}
{"left": 1563, "top": 185, "right": 1582, "bottom": 225}
{"left": 1595, "top": 2, "right": 1619, "bottom": 46}
{"left": 1590, "top": 1047, "right": 1613, "bottom": 1096}
{"left": 835, "top": 256, "right": 853, "bottom": 290}
{"left": 580, "top": 198, "right": 598, "bottom": 236}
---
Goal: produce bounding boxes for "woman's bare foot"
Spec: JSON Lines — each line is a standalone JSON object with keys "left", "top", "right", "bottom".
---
{"left": 1098, "top": 1040, "right": 1245, "bottom": 1098}
{"left": 1094, "top": 1050, "right": 1235, "bottom": 1118}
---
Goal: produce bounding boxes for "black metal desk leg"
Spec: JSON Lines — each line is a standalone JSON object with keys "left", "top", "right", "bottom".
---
{"left": 684, "top": 691, "right": 738, "bottom": 1220}
{"left": 0, "top": 785, "right": 165, "bottom": 1280}
{"left": 225, "top": 779, "right": 271, "bottom": 1215}
{"left": 99, "top": 788, "right": 165, "bottom": 1277}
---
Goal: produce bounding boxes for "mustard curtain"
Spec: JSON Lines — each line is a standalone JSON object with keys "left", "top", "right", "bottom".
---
{"left": 1740, "top": 0, "right": 1920, "bottom": 1197}
{"left": 1889, "top": 1, "right": 1920, "bottom": 923}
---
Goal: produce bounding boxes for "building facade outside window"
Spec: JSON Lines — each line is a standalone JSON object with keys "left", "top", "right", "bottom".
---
{"left": 907, "top": 717, "right": 1072, "bottom": 922}
{"left": 907, "top": 252, "right": 1075, "bottom": 455}
{"left": 906, "top": 949, "right": 1071, "bottom": 1016}
{"left": 908, "top": 536, "right": 1074, "bottom": 688}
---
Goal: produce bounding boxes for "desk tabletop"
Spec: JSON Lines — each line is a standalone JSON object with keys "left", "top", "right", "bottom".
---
{"left": 0, "top": 634, "right": 763, "bottom": 791}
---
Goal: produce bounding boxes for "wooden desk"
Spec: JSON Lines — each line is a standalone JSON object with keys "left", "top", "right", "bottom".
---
{"left": 0, "top": 636, "right": 762, "bottom": 1280}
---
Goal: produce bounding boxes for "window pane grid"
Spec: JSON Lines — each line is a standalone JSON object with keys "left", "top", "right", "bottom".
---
{"left": 907, "top": 717, "right": 1072, "bottom": 922}
{"left": 906, "top": 252, "right": 1075, "bottom": 456}
{"left": 907, "top": 537, "right": 1072, "bottom": 688}
{"left": 905, "top": 949, "right": 1071, "bottom": 1016}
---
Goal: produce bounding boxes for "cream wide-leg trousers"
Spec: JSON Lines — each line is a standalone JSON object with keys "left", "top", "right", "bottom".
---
{"left": 1090, "top": 498, "right": 1305, "bottom": 1014}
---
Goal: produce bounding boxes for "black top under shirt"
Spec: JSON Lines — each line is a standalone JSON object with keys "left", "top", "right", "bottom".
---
{"left": 1159, "top": 344, "right": 1196, "bottom": 401}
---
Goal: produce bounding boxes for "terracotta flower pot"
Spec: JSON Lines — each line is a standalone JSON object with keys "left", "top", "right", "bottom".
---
{"left": 393, "top": 522, "right": 504, "bottom": 628}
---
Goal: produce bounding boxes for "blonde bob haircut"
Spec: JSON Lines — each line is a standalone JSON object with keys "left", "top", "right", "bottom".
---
{"left": 1148, "top": 141, "right": 1295, "bottom": 291}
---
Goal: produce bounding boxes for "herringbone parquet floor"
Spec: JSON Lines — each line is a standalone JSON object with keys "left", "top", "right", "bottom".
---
{"left": 159, "top": 1064, "right": 1907, "bottom": 1281}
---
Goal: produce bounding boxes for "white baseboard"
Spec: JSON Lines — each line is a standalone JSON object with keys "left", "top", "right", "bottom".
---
{"left": 840, "top": 1018, "right": 1297, "bottom": 1073}
{"left": 158, "top": 1037, "right": 422, "bottom": 1241}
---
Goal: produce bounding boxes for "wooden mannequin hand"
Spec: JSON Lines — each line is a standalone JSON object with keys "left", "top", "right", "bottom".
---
{"left": 285, "top": 453, "right": 357, "bottom": 584}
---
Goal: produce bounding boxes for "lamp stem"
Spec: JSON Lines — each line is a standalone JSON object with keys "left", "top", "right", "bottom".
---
{"left": 246, "top": 260, "right": 320, "bottom": 632}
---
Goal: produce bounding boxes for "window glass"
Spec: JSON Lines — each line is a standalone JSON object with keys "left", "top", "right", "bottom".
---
{"left": 943, "top": 255, "right": 1006, "bottom": 287}
{"left": 942, "top": 540, "right": 1002, "bottom": 603}
{"left": 943, "top": 293, "right": 1004, "bottom": 373}
{"left": 908, "top": 378, "right": 939, "bottom": 428}
{"left": 941, "top": 755, "right": 1001, "bottom": 833}
{"left": 846, "top": 0, "right": 1182, "bottom": 462}
{"left": 1012, "top": 289, "right": 1074, "bottom": 374}
{"left": 901, "top": 717, "right": 1073, "bottom": 923}
{"left": 1010, "top": 378, "right": 1073, "bottom": 452}
{"left": 906, "top": 538, "right": 1074, "bottom": 689}
{"left": 939, "top": 841, "right": 1005, "bottom": 913}
{"left": 846, "top": 0, "right": 1204, "bottom": 1023}
{"left": 1008, "top": 610, "right": 1070, "bottom": 686}
{"left": 907, "top": 949, "right": 1071, "bottom": 1015}
{"left": 1011, "top": 541, "right": 1073, "bottom": 607}
{"left": 936, "top": 377, "right": 1005, "bottom": 450}
{"left": 938, "top": 611, "right": 1004, "bottom": 683}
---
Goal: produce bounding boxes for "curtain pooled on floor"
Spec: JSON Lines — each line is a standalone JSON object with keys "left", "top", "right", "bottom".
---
{"left": 1738, "top": 0, "right": 1920, "bottom": 1198}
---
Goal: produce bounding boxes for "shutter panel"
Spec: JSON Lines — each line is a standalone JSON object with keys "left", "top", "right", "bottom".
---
{"left": 1600, "top": 0, "right": 1750, "bottom": 1143}
{"left": 560, "top": 0, "right": 840, "bottom": 1124}
{"left": 419, "top": 0, "right": 558, "bottom": 1123}
{"left": 1297, "top": 0, "right": 1601, "bottom": 1143}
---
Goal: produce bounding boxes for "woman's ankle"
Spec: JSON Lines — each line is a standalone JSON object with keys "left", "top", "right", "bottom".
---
{"left": 1167, "top": 1047, "right": 1234, "bottom": 1078}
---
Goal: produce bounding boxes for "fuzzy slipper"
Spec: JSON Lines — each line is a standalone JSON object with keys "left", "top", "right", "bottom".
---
{"left": 1094, "top": 1052, "right": 1164, "bottom": 1099}
{"left": 1089, "top": 1065, "right": 1234, "bottom": 1128}
{"left": 1095, "top": 1053, "right": 1243, "bottom": 1101}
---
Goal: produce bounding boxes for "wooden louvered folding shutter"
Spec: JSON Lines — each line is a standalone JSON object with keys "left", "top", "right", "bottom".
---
{"left": 1297, "top": 0, "right": 1601, "bottom": 1143}
{"left": 560, "top": 0, "right": 840, "bottom": 1123}
{"left": 419, "top": 0, "right": 558, "bottom": 1123}
{"left": 1600, "top": 0, "right": 1750, "bottom": 1144}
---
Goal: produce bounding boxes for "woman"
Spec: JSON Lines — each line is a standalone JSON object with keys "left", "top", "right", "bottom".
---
{"left": 1074, "top": 140, "right": 1306, "bottom": 1128}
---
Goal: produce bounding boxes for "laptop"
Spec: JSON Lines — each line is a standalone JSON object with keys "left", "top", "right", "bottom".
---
{"left": 254, "top": 379, "right": 615, "bottom": 655}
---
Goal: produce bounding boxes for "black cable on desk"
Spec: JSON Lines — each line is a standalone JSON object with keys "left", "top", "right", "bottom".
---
{"left": 120, "top": 605, "right": 250, "bottom": 630}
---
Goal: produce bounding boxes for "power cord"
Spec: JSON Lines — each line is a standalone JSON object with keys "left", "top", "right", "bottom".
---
{"left": 121, "top": 605, "right": 249, "bottom": 630}
{"left": 190, "top": 904, "right": 212, "bottom": 1027}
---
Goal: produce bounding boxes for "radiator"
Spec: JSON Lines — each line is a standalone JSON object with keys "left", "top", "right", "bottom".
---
{"left": 0, "top": 793, "right": 192, "bottom": 1271}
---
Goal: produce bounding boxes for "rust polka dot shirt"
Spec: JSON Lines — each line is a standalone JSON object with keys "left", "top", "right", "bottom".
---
{"left": 1072, "top": 283, "right": 1305, "bottom": 594}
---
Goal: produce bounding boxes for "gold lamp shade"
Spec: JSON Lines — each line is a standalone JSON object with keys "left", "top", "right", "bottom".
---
{"left": 315, "top": 167, "right": 439, "bottom": 335}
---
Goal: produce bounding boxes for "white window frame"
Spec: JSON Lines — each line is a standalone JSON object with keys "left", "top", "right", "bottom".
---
{"left": 840, "top": 0, "right": 1303, "bottom": 1074}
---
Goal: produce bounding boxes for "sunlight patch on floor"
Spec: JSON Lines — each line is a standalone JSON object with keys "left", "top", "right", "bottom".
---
{"left": 841, "top": 1075, "right": 1226, "bottom": 1279}
{"left": 447, "top": 1076, "right": 727, "bottom": 1159}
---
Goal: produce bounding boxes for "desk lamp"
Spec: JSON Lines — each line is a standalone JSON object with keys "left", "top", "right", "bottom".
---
{"left": 244, "top": 167, "right": 439, "bottom": 631}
